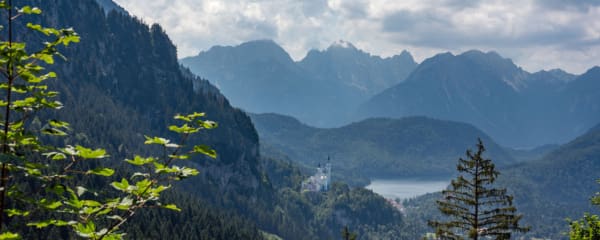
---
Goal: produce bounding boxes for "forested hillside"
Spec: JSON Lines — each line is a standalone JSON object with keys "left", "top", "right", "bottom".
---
{"left": 403, "top": 124, "right": 600, "bottom": 239}
{"left": 251, "top": 113, "right": 514, "bottom": 185}
{"left": 2, "top": 0, "right": 415, "bottom": 239}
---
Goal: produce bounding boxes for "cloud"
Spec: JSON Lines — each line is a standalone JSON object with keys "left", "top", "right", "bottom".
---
{"left": 301, "top": 0, "right": 329, "bottom": 17}
{"left": 536, "top": 0, "right": 600, "bottom": 11}
{"left": 113, "top": 0, "right": 600, "bottom": 74}
{"left": 379, "top": 0, "right": 600, "bottom": 73}
{"left": 328, "top": 0, "right": 368, "bottom": 19}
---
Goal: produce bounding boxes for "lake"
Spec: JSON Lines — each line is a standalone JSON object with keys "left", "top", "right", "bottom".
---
{"left": 365, "top": 179, "right": 450, "bottom": 200}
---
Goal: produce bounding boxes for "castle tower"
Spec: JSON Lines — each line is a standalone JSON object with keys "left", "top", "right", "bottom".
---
{"left": 324, "top": 156, "right": 331, "bottom": 191}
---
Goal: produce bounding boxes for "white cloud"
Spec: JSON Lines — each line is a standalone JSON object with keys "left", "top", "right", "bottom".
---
{"left": 113, "top": 0, "right": 600, "bottom": 74}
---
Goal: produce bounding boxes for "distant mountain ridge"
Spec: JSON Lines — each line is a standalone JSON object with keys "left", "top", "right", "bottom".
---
{"left": 251, "top": 112, "right": 515, "bottom": 184}
{"left": 299, "top": 40, "right": 417, "bottom": 95}
{"left": 360, "top": 50, "right": 599, "bottom": 147}
{"left": 181, "top": 39, "right": 418, "bottom": 127}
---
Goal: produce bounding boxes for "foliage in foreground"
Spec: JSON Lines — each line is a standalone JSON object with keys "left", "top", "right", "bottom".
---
{"left": 569, "top": 181, "right": 600, "bottom": 240}
{"left": 0, "top": 1, "right": 216, "bottom": 239}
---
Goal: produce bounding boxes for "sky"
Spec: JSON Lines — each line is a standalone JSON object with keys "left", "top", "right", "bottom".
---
{"left": 113, "top": 0, "right": 600, "bottom": 74}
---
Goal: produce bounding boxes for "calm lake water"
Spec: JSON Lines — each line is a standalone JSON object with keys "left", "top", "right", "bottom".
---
{"left": 365, "top": 179, "right": 449, "bottom": 200}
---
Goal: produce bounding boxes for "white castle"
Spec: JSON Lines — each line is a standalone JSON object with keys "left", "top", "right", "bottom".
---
{"left": 301, "top": 158, "right": 332, "bottom": 192}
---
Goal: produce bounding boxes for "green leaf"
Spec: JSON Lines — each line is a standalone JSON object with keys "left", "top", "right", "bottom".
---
{"left": 154, "top": 163, "right": 178, "bottom": 174}
{"left": 74, "top": 221, "right": 96, "bottom": 238}
{"left": 39, "top": 72, "right": 57, "bottom": 82}
{"left": 6, "top": 209, "right": 29, "bottom": 217}
{"left": 125, "top": 155, "right": 155, "bottom": 166}
{"left": 162, "top": 204, "right": 181, "bottom": 212}
{"left": 169, "top": 154, "right": 189, "bottom": 160}
{"left": 37, "top": 53, "right": 54, "bottom": 64}
{"left": 179, "top": 167, "right": 199, "bottom": 178}
{"left": 144, "top": 136, "right": 170, "bottom": 145}
{"left": 19, "top": 6, "right": 42, "bottom": 14}
{"left": 134, "top": 179, "right": 152, "bottom": 194}
{"left": 18, "top": 137, "right": 38, "bottom": 146}
{"left": 48, "top": 119, "right": 69, "bottom": 129}
{"left": 201, "top": 120, "right": 218, "bottom": 129}
{"left": 87, "top": 168, "right": 115, "bottom": 177}
{"left": 51, "top": 153, "right": 66, "bottom": 160}
{"left": 174, "top": 112, "right": 205, "bottom": 122}
{"left": 111, "top": 178, "right": 130, "bottom": 192}
{"left": 59, "top": 29, "right": 80, "bottom": 46}
{"left": 174, "top": 114, "right": 191, "bottom": 122}
{"left": 168, "top": 124, "right": 199, "bottom": 134}
{"left": 165, "top": 143, "right": 181, "bottom": 148}
{"left": 117, "top": 197, "right": 134, "bottom": 210}
{"left": 43, "top": 151, "right": 66, "bottom": 160}
{"left": 41, "top": 128, "right": 67, "bottom": 136}
{"left": 96, "top": 207, "right": 112, "bottom": 216}
{"left": 59, "top": 146, "right": 78, "bottom": 156}
{"left": 12, "top": 97, "right": 36, "bottom": 108}
{"left": 40, "top": 199, "right": 63, "bottom": 210}
{"left": 48, "top": 185, "right": 66, "bottom": 196}
{"left": 65, "top": 187, "right": 83, "bottom": 209}
{"left": 149, "top": 185, "right": 170, "bottom": 195}
{"left": 27, "top": 220, "right": 71, "bottom": 229}
{"left": 0, "top": 232, "right": 20, "bottom": 240}
{"left": 82, "top": 200, "right": 102, "bottom": 207}
{"left": 75, "top": 145, "right": 108, "bottom": 159}
{"left": 192, "top": 145, "right": 217, "bottom": 158}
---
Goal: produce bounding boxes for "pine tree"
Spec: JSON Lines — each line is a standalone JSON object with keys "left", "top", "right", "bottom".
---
{"left": 429, "top": 139, "right": 529, "bottom": 240}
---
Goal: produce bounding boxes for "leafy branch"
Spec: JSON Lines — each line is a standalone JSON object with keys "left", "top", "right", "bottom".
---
{"left": 0, "top": 2, "right": 217, "bottom": 239}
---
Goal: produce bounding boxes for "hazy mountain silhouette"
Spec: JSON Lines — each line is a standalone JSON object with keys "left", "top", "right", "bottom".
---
{"left": 360, "top": 50, "right": 597, "bottom": 148}
{"left": 181, "top": 40, "right": 417, "bottom": 127}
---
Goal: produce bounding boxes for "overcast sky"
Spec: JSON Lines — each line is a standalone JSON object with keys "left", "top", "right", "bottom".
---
{"left": 113, "top": 0, "right": 600, "bottom": 74}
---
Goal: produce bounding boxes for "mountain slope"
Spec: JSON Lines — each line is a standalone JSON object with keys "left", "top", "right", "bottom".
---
{"left": 95, "top": 0, "right": 127, "bottom": 14}
{"left": 404, "top": 122, "right": 600, "bottom": 239}
{"left": 499, "top": 122, "right": 600, "bottom": 239}
{"left": 251, "top": 113, "right": 514, "bottom": 184}
{"left": 14, "top": 1, "right": 413, "bottom": 239}
{"left": 562, "top": 67, "right": 600, "bottom": 134}
{"left": 360, "top": 50, "right": 595, "bottom": 147}
{"left": 181, "top": 40, "right": 417, "bottom": 127}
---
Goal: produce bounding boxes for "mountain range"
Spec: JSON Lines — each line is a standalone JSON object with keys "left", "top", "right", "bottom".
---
{"left": 181, "top": 40, "right": 417, "bottom": 127}
{"left": 361, "top": 50, "right": 600, "bottom": 147}
{"left": 183, "top": 40, "right": 600, "bottom": 148}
